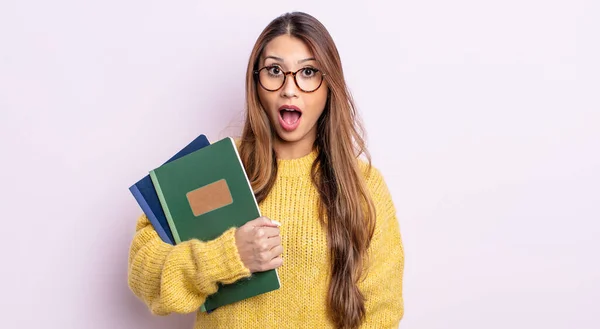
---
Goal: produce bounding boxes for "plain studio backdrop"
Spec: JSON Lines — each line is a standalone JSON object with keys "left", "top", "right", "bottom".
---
{"left": 1, "top": 0, "right": 598, "bottom": 328}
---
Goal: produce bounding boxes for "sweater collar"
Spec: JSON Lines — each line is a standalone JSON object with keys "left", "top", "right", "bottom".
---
{"left": 276, "top": 149, "right": 318, "bottom": 177}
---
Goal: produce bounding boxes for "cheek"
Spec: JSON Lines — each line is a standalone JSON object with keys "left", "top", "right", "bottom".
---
{"left": 257, "top": 89, "right": 274, "bottom": 112}
{"left": 307, "top": 89, "right": 328, "bottom": 118}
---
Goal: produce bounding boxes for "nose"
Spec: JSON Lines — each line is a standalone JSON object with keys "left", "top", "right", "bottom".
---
{"left": 280, "top": 72, "right": 299, "bottom": 98}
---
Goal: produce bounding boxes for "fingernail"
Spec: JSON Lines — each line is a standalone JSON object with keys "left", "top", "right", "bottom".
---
{"left": 271, "top": 220, "right": 282, "bottom": 227}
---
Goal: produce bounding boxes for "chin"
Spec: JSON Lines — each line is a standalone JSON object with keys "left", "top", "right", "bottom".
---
{"left": 275, "top": 131, "right": 304, "bottom": 143}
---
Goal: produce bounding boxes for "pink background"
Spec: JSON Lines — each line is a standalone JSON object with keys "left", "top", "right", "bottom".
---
{"left": 1, "top": 0, "right": 599, "bottom": 328}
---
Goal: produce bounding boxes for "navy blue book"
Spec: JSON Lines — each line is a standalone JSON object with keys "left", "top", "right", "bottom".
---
{"left": 129, "top": 134, "right": 211, "bottom": 244}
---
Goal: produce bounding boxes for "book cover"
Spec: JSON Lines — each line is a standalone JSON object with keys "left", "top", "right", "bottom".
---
{"left": 149, "top": 137, "right": 280, "bottom": 312}
{"left": 129, "top": 134, "right": 210, "bottom": 244}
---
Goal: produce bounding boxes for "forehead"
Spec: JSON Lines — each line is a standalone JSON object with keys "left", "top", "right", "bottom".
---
{"left": 261, "top": 35, "right": 314, "bottom": 62}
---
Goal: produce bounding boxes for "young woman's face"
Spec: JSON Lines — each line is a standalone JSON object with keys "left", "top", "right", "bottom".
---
{"left": 256, "top": 35, "right": 328, "bottom": 148}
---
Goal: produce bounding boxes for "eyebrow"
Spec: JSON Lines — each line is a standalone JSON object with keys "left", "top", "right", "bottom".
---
{"left": 264, "top": 56, "right": 317, "bottom": 64}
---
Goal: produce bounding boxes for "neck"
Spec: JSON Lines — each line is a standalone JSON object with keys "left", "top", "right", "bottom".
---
{"left": 273, "top": 133, "right": 316, "bottom": 160}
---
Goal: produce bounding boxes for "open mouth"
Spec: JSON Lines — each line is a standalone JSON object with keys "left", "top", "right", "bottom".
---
{"left": 280, "top": 108, "right": 302, "bottom": 125}
{"left": 278, "top": 105, "right": 302, "bottom": 131}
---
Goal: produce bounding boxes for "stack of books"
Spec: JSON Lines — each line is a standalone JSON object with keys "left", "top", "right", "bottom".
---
{"left": 128, "top": 134, "right": 280, "bottom": 312}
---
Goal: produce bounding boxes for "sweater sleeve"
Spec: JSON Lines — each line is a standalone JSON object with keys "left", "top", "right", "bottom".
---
{"left": 360, "top": 167, "right": 405, "bottom": 328}
{"left": 127, "top": 214, "right": 252, "bottom": 315}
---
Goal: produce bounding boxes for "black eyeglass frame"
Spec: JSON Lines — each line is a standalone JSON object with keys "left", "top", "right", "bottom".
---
{"left": 253, "top": 66, "right": 326, "bottom": 93}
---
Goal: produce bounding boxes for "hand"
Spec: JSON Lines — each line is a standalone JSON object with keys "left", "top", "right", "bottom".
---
{"left": 235, "top": 216, "right": 283, "bottom": 273}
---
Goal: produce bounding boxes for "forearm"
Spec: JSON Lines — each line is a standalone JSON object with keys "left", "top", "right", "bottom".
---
{"left": 127, "top": 215, "right": 251, "bottom": 315}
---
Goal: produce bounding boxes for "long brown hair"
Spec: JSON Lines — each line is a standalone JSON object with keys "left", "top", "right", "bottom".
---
{"left": 239, "top": 12, "right": 376, "bottom": 329}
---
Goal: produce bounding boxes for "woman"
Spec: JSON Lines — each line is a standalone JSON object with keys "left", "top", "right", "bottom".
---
{"left": 128, "top": 11, "right": 404, "bottom": 329}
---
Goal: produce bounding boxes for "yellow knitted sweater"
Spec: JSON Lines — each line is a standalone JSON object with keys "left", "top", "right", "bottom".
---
{"left": 127, "top": 149, "right": 404, "bottom": 328}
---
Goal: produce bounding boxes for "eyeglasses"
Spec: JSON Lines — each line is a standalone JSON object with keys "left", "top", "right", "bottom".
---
{"left": 254, "top": 65, "right": 326, "bottom": 93}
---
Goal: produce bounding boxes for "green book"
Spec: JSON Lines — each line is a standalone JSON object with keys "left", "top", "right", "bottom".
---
{"left": 149, "top": 137, "right": 280, "bottom": 312}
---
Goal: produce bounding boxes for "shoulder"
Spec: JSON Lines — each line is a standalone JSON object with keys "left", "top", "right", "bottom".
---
{"left": 232, "top": 137, "right": 248, "bottom": 156}
{"left": 356, "top": 159, "right": 401, "bottom": 246}
{"left": 232, "top": 137, "right": 242, "bottom": 150}
{"left": 357, "top": 158, "right": 390, "bottom": 198}
{"left": 357, "top": 158, "right": 397, "bottom": 219}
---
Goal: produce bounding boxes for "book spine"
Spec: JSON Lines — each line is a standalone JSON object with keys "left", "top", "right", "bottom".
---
{"left": 228, "top": 137, "right": 262, "bottom": 216}
{"left": 129, "top": 184, "right": 172, "bottom": 244}
{"left": 150, "top": 170, "right": 182, "bottom": 244}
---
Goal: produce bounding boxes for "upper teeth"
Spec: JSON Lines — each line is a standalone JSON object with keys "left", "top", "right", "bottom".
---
{"left": 282, "top": 108, "right": 296, "bottom": 111}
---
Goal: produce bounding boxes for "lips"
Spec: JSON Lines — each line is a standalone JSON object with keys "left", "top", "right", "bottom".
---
{"left": 278, "top": 105, "right": 302, "bottom": 132}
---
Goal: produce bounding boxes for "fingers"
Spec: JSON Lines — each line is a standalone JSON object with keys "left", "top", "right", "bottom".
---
{"left": 236, "top": 216, "right": 285, "bottom": 273}
{"left": 269, "top": 244, "right": 283, "bottom": 258}
{"left": 254, "top": 227, "right": 280, "bottom": 239}
{"left": 255, "top": 235, "right": 281, "bottom": 252}
{"left": 248, "top": 216, "right": 281, "bottom": 228}
{"left": 250, "top": 230, "right": 283, "bottom": 273}
{"left": 266, "top": 256, "right": 283, "bottom": 271}
{"left": 257, "top": 253, "right": 283, "bottom": 272}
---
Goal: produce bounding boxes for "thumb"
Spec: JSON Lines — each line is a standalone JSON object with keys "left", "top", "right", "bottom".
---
{"left": 252, "top": 216, "right": 281, "bottom": 228}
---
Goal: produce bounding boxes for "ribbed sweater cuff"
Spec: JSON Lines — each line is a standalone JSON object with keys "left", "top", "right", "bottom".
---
{"left": 195, "top": 227, "right": 251, "bottom": 289}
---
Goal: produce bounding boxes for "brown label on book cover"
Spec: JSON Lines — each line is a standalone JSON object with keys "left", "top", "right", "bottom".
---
{"left": 186, "top": 179, "right": 233, "bottom": 217}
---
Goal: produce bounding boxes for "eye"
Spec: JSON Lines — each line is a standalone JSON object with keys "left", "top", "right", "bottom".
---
{"left": 267, "top": 66, "right": 283, "bottom": 76}
{"left": 301, "top": 67, "right": 318, "bottom": 78}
